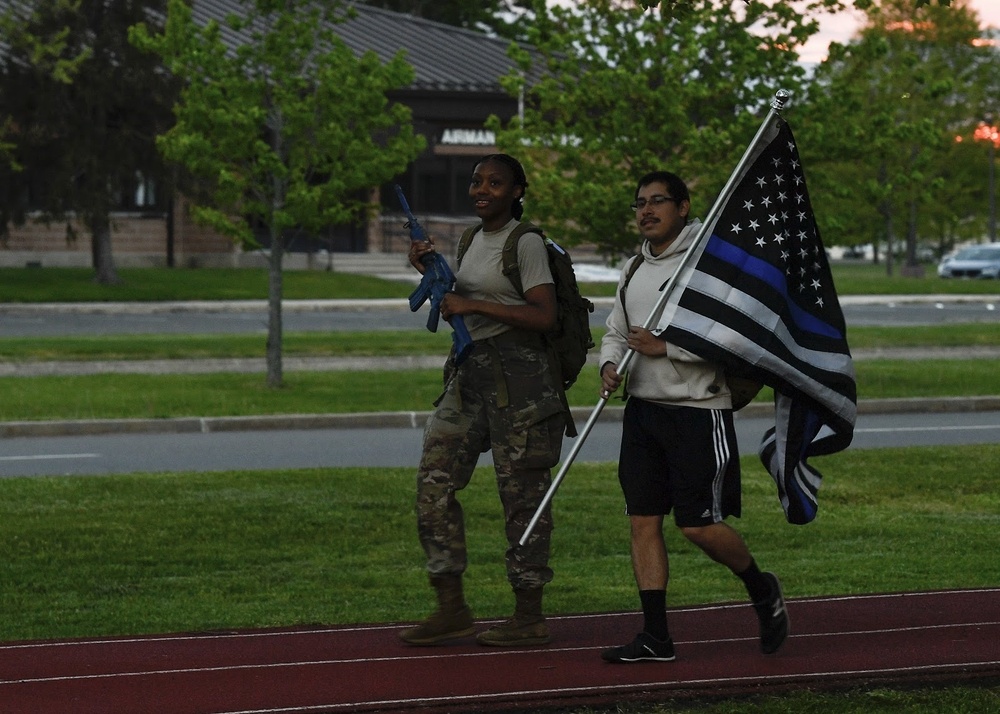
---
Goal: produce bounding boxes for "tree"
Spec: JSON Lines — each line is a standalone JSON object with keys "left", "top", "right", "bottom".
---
{"left": 798, "top": 0, "right": 998, "bottom": 274}
{"left": 0, "top": 0, "right": 178, "bottom": 284}
{"left": 131, "top": 0, "right": 424, "bottom": 387}
{"left": 489, "top": 0, "right": 826, "bottom": 260}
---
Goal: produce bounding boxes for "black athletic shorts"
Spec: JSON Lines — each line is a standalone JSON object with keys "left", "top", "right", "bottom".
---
{"left": 617, "top": 398, "right": 741, "bottom": 527}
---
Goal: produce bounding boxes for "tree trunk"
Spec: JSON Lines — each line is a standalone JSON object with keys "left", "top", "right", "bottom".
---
{"left": 901, "top": 194, "right": 924, "bottom": 278}
{"left": 885, "top": 226, "right": 895, "bottom": 277}
{"left": 266, "top": 231, "right": 284, "bottom": 388}
{"left": 166, "top": 191, "right": 176, "bottom": 268}
{"left": 877, "top": 201, "right": 895, "bottom": 277}
{"left": 90, "top": 213, "right": 122, "bottom": 285}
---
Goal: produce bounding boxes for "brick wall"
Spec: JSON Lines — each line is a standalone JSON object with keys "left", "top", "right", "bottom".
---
{"left": 0, "top": 200, "right": 598, "bottom": 269}
{"left": 0, "top": 199, "right": 242, "bottom": 268}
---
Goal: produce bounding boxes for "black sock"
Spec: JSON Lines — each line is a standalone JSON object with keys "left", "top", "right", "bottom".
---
{"left": 639, "top": 589, "right": 670, "bottom": 641}
{"left": 736, "top": 559, "right": 771, "bottom": 603}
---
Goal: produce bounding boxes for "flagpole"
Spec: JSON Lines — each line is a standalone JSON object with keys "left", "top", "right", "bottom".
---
{"left": 519, "top": 89, "right": 791, "bottom": 546}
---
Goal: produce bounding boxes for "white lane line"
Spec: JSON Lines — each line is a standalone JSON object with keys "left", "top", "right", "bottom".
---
{"left": 2, "top": 588, "right": 996, "bottom": 652}
{"left": 856, "top": 425, "right": 1000, "bottom": 433}
{"left": 2, "top": 620, "right": 997, "bottom": 686}
{"left": 0, "top": 453, "right": 100, "bottom": 461}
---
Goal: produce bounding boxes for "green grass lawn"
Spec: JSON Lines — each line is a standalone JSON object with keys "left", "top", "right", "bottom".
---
{"left": 0, "top": 266, "right": 417, "bottom": 302}
{"left": 1, "top": 323, "right": 999, "bottom": 362}
{"left": 1, "top": 359, "right": 997, "bottom": 422}
{"left": 1, "top": 445, "right": 996, "bottom": 641}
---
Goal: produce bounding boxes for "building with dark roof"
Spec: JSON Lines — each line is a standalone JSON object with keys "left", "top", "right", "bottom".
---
{"left": 1, "top": 1, "right": 532, "bottom": 267}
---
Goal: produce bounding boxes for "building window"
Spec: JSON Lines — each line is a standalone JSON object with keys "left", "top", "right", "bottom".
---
{"left": 134, "top": 172, "right": 157, "bottom": 208}
{"left": 388, "top": 156, "right": 480, "bottom": 217}
{"left": 108, "top": 171, "right": 163, "bottom": 212}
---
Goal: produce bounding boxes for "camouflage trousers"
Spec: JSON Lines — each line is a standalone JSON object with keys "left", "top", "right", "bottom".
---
{"left": 415, "top": 335, "right": 566, "bottom": 591}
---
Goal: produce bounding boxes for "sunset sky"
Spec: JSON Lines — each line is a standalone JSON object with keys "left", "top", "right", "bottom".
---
{"left": 799, "top": 0, "right": 1000, "bottom": 64}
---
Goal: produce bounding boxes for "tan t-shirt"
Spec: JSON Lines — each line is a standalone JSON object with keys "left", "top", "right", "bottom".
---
{"left": 454, "top": 219, "right": 554, "bottom": 341}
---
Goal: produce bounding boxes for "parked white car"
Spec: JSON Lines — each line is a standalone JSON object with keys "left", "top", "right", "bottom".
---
{"left": 937, "top": 243, "right": 1000, "bottom": 279}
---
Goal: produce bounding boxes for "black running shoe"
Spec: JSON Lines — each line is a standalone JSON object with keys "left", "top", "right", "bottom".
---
{"left": 601, "top": 632, "right": 675, "bottom": 663}
{"left": 753, "top": 572, "right": 790, "bottom": 654}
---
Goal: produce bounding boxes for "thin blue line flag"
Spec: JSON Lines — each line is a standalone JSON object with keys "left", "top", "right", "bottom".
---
{"left": 655, "top": 115, "right": 857, "bottom": 524}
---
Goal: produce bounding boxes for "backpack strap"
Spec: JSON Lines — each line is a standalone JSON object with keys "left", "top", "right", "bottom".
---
{"left": 613, "top": 254, "right": 644, "bottom": 403}
{"left": 619, "top": 254, "right": 644, "bottom": 329}
{"left": 500, "top": 222, "right": 544, "bottom": 297}
{"left": 456, "top": 224, "right": 481, "bottom": 268}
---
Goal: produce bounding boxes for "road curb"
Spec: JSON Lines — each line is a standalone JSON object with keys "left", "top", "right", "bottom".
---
{"left": 4, "top": 396, "right": 1000, "bottom": 438}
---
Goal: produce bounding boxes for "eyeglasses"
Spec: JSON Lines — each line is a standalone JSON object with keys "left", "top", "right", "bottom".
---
{"left": 631, "top": 195, "right": 680, "bottom": 211}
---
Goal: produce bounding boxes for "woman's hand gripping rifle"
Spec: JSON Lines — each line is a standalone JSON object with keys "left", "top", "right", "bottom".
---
{"left": 394, "top": 185, "right": 474, "bottom": 366}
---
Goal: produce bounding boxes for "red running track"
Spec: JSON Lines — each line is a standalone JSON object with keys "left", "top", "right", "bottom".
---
{"left": 1, "top": 588, "right": 998, "bottom": 714}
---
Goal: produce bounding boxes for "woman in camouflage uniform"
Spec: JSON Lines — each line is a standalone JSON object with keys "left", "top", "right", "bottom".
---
{"left": 400, "top": 154, "right": 567, "bottom": 648}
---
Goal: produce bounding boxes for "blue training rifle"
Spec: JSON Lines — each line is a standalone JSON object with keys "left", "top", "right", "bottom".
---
{"left": 394, "top": 185, "right": 474, "bottom": 365}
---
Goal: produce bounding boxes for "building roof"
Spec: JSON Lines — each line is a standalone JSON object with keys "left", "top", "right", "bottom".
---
{"left": 190, "top": 0, "right": 531, "bottom": 94}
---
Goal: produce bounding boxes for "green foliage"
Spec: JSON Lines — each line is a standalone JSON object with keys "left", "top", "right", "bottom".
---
{"left": 0, "top": 0, "right": 91, "bottom": 85}
{"left": 797, "top": 0, "right": 999, "bottom": 266}
{"left": 130, "top": 0, "right": 425, "bottom": 247}
{"left": 130, "top": 0, "right": 425, "bottom": 384}
{"left": 489, "top": 0, "right": 990, "bottom": 267}
{"left": 492, "top": 0, "right": 822, "bottom": 259}
{"left": 0, "top": 0, "right": 179, "bottom": 282}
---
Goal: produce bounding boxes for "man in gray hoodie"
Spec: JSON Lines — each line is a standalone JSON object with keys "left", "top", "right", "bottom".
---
{"left": 598, "top": 171, "right": 789, "bottom": 663}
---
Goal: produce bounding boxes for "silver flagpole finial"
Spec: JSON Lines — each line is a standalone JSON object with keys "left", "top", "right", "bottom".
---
{"left": 771, "top": 89, "right": 790, "bottom": 111}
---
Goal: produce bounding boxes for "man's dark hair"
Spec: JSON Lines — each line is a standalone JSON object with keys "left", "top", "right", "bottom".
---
{"left": 635, "top": 171, "right": 689, "bottom": 205}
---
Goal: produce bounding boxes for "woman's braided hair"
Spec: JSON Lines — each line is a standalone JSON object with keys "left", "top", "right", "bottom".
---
{"left": 479, "top": 153, "right": 528, "bottom": 220}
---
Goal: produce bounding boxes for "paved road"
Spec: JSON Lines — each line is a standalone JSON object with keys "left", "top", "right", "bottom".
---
{"left": 3, "top": 406, "right": 999, "bottom": 478}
